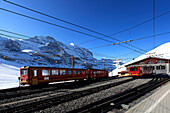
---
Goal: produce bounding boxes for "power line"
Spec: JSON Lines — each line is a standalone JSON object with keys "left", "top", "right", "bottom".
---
{"left": 0, "top": 28, "right": 32, "bottom": 38}
{"left": 76, "top": 11, "right": 170, "bottom": 45}
{"left": 2, "top": 0, "right": 146, "bottom": 53}
{"left": 0, "top": 33, "right": 21, "bottom": 39}
{"left": 88, "top": 31, "right": 170, "bottom": 49}
{"left": 0, "top": 31, "right": 138, "bottom": 62}
{"left": 0, "top": 31, "right": 115, "bottom": 60}
{"left": 113, "top": 11, "right": 170, "bottom": 35}
{"left": 0, "top": 8, "right": 112, "bottom": 43}
{"left": 0, "top": 8, "right": 144, "bottom": 54}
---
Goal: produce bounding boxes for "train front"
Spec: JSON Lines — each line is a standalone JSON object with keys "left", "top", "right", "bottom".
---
{"left": 128, "top": 67, "right": 140, "bottom": 76}
{"left": 20, "top": 67, "right": 29, "bottom": 85}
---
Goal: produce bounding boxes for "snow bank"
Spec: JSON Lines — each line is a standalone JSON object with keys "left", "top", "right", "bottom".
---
{"left": 0, "top": 60, "right": 20, "bottom": 89}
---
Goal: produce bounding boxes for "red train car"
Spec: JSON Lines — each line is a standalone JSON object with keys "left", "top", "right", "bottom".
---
{"left": 128, "top": 66, "right": 153, "bottom": 77}
{"left": 20, "top": 66, "right": 108, "bottom": 85}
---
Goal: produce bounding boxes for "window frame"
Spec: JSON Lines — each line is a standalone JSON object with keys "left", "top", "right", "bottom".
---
{"left": 60, "top": 70, "right": 66, "bottom": 75}
{"left": 42, "top": 70, "right": 50, "bottom": 76}
{"left": 21, "top": 69, "right": 27, "bottom": 75}
{"left": 73, "top": 70, "right": 77, "bottom": 75}
{"left": 67, "top": 70, "right": 72, "bottom": 75}
{"left": 52, "top": 70, "right": 59, "bottom": 75}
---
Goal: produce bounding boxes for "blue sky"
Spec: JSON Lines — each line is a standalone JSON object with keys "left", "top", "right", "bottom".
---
{"left": 0, "top": 0, "right": 170, "bottom": 61}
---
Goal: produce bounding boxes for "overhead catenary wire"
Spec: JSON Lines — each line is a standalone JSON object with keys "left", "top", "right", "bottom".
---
{"left": 76, "top": 11, "right": 170, "bottom": 45}
{"left": 88, "top": 31, "right": 170, "bottom": 49}
{"left": 0, "top": 8, "right": 144, "bottom": 54}
{"left": 0, "top": 28, "right": 32, "bottom": 38}
{"left": 0, "top": 29, "right": 138, "bottom": 61}
{"left": 0, "top": 31, "right": 137, "bottom": 62}
{"left": 2, "top": 0, "right": 147, "bottom": 53}
{"left": 0, "top": 8, "right": 112, "bottom": 43}
{"left": 0, "top": 33, "right": 21, "bottom": 39}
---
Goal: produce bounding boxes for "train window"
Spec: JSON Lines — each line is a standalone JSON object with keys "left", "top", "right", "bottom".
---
{"left": 33, "top": 70, "right": 38, "bottom": 76}
{"left": 86, "top": 71, "right": 89, "bottom": 74}
{"left": 73, "top": 71, "right": 77, "bottom": 74}
{"left": 157, "top": 60, "right": 165, "bottom": 64}
{"left": 21, "top": 69, "right": 27, "bottom": 75}
{"left": 156, "top": 66, "right": 160, "bottom": 70}
{"left": 130, "top": 67, "right": 138, "bottom": 71}
{"left": 52, "top": 70, "right": 59, "bottom": 75}
{"left": 94, "top": 71, "right": 96, "bottom": 74}
{"left": 161, "top": 66, "right": 165, "bottom": 70}
{"left": 147, "top": 61, "right": 154, "bottom": 64}
{"left": 97, "top": 71, "right": 100, "bottom": 74}
{"left": 91, "top": 71, "right": 93, "bottom": 74}
{"left": 60, "top": 70, "right": 66, "bottom": 75}
{"left": 82, "top": 71, "right": 85, "bottom": 74}
{"left": 78, "top": 71, "right": 81, "bottom": 74}
{"left": 67, "top": 70, "right": 72, "bottom": 75}
{"left": 42, "top": 70, "right": 50, "bottom": 76}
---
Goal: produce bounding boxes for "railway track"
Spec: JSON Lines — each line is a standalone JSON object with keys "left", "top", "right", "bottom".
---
{"left": 68, "top": 78, "right": 169, "bottom": 113}
{"left": 0, "top": 78, "right": 135, "bottom": 113}
{"left": 0, "top": 77, "right": 119, "bottom": 100}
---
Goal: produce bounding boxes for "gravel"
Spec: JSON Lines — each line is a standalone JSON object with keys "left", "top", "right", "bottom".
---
{"left": 35, "top": 78, "right": 151, "bottom": 113}
{"left": 0, "top": 77, "right": 131, "bottom": 111}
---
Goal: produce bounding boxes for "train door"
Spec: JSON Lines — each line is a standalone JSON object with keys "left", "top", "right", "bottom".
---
{"left": 32, "top": 69, "right": 38, "bottom": 85}
{"left": 87, "top": 69, "right": 91, "bottom": 80}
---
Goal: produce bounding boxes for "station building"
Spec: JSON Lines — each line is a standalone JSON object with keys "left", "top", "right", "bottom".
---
{"left": 125, "top": 57, "right": 170, "bottom": 75}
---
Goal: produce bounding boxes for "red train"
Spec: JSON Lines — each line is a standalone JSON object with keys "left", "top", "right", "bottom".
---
{"left": 128, "top": 66, "right": 153, "bottom": 77}
{"left": 20, "top": 66, "right": 108, "bottom": 85}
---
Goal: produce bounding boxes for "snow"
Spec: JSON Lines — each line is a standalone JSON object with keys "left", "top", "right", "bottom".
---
{"left": 22, "top": 49, "right": 34, "bottom": 53}
{"left": 0, "top": 35, "right": 121, "bottom": 89}
{"left": 125, "top": 42, "right": 170, "bottom": 66}
{"left": 70, "top": 43, "right": 74, "bottom": 46}
{"left": 0, "top": 62, "right": 20, "bottom": 89}
{"left": 110, "top": 42, "right": 170, "bottom": 76}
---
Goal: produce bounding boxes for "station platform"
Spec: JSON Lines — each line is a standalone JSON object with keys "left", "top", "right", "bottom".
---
{"left": 126, "top": 80, "right": 170, "bottom": 113}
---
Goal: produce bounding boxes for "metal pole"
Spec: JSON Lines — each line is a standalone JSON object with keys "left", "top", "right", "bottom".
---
{"left": 153, "top": 0, "right": 155, "bottom": 48}
{"left": 103, "top": 60, "right": 105, "bottom": 70}
{"left": 72, "top": 56, "right": 74, "bottom": 68}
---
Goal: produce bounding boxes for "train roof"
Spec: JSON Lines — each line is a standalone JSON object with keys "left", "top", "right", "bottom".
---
{"left": 21, "top": 66, "right": 107, "bottom": 71}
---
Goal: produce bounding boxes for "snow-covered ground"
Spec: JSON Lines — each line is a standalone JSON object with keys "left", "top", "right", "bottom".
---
{"left": 0, "top": 59, "right": 20, "bottom": 89}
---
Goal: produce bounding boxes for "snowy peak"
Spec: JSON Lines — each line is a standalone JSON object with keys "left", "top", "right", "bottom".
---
{"left": 0, "top": 36, "right": 119, "bottom": 71}
{"left": 25, "top": 36, "right": 57, "bottom": 45}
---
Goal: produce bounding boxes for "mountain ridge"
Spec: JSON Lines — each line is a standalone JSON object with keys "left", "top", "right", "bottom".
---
{"left": 0, "top": 36, "right": 122, "bottom": 71}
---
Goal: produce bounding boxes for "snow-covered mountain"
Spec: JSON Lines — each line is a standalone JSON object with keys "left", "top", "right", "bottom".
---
{"left": 0, "top": 36, "right": 124, "bottom": 89}
{"left": 0, "top": 36, "right": 120, "bottom": 70}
